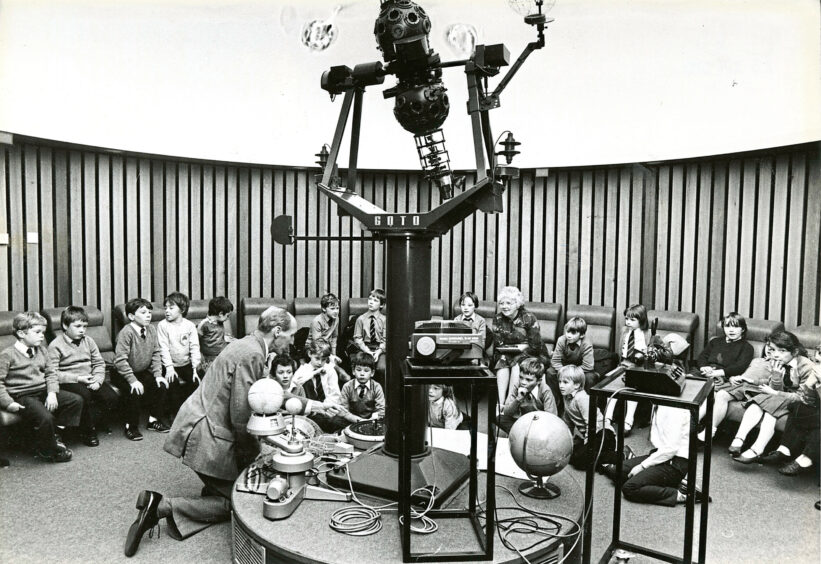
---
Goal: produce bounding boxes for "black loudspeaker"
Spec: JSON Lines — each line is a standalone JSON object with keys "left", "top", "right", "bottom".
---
{"left": 624, "top": 364, "right": 686, "bottom": 396}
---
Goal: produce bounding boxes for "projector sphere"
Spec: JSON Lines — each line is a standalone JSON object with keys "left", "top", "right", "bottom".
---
{"left": 247, "top": 378, "right": 284, "bottom": 415}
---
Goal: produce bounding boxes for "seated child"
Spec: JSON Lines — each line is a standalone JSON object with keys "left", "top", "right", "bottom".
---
{"left": 549, "top": 316, "right": 596, "bottom": 399}
{"left": 269, "top": 354, "right": 326, "bottom": 416}
{"left": 330, "top": 352, "right": 386, "bottom": 428}
{"left": 0, "top": 312, "right": 83, "bottom": 462}
{"left": 558, "top": 365, "right": 615, "bottom": 470}
{"left": 604, "top": 403, "right": 698, "bottom": 507}
{"left": 732, "top": 331, "right": 817, "bottom": 463}
{"left": 453, "top": 291, "right": 487, "bottom": 357}
{"left": 157, "top": 292, "right": 201, "bottom": 417}
{"left": 427, "top": 384, "right": 463, "bottom": 430}
{"left": 699, "top": 332, "right": 776, "bottom": 442}
{"left": 197, "top": 296, "right": 235, "bottom": 376}
{"left": 293, "top": 340, "right": 343, "bottom": 432}
{"left": 114, "top": 298, "right": 170, "bottom": 440}
{"left": 604, "top": 304, "right": 672, "bottom": 436}
{"left": 353, "top": 289, "right": 387, "bottom": 386}
{"left": 47, "top": 305, "right": 119, "bottom": 446}
{"left": 306, "top": 293, "right": 349, "bottom": 383}
{"left": 759, "top": 344, "right": 821, "bottom": 475}
{"left": 498, "top": 358, "right": 558, "bottom": 434}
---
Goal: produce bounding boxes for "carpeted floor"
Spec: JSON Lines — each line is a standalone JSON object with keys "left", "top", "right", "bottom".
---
{"left": 1, "top": 418, "right": 819, "bottom": 564}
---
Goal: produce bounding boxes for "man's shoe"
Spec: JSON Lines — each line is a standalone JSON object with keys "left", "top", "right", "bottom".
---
{"left": 147, "top": 420, "right": 170, "bottom": 433}
{"left": 124, "top": 490, "right": 163, "bottom": 557}
{"left": 760, "top": 450, "right": 790, "bottom": 465}
{"left": 125, "top": 427, "right": 144, "bottom": 442}
{"left": 81, "top": 429, "right": 100, "bottom": 447}
{"left": 37, "top": 446, "right": 72, "bottom": 463}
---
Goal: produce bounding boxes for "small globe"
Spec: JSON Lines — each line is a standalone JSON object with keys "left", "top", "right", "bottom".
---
{"left": 509, "top": 411, "right": 573, "bottom": 478}
{"left": 247, "top": 378, "right": 284, "bottom": 415}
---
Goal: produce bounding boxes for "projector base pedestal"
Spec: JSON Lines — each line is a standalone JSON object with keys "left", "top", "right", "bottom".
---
{"left": 326, "top": 446, "right": 469, "bottom": 507}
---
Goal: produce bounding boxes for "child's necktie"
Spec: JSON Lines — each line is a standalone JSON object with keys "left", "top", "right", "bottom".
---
{"left": 626, "top": 331, "right": 635, "bottom": 359}
{"left": 358, "top": 384, "right": 366, "bottom": 398}
{"left": 26, "top": 348, "right": 35, "bottom": 358}
{"left": 369, "top": 316, "right": 377, "bottom": 342}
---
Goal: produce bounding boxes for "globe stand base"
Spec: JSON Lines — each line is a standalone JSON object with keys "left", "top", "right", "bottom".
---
{"left": 519, "top": 477, "right": 561, "bottom": 500}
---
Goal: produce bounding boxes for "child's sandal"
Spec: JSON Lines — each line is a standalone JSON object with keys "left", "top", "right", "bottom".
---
{"left": 728, "top": 436, "right": 744, "bottom": 456}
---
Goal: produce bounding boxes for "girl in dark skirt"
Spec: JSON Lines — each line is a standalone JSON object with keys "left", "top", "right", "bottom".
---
{"left": 731, "top": 331, "right": 817, "bottom": 463}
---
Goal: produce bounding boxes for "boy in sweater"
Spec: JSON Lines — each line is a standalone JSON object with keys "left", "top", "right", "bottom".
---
{"left": 114, "top": 298, "right": 170, "bottom": 441}
{"left": 47, "top": 306, "right": 119, "bottom": 446}
{"left": 0, "top": 312, "right": 82, "bottom": 462}
{"left": 549, "top": 316, "right": 596, "bottom": 399}
{"left": 157, "top": 292, "right": 201, "bottom": 418}
{"left": 498, "top": 358, "right": 558, "bottom": 434}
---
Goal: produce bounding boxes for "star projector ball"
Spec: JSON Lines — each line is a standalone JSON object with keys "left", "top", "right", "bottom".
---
{"left": 248, "top": 378, "right": 284, "bottom": 415}
{"left": 509, "top": 411, "right": 573, "bottom": 499}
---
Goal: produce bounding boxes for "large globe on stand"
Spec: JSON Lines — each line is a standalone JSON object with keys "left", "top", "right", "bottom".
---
{"left": 247, "top": 378, "right": 284, "bottom": 415}
{"left": 509, "top": 411, "right": 573, "bottom": 499}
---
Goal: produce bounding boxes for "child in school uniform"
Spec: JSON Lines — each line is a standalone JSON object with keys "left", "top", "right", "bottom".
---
{"left": 197, "top": 296, "right": 235, "bottom": 377}
{"left": 305, "top": 293, "right": 350, "bottom": 383}
{"left": 558, "top": 365, "right": 617, "bottom": 470}
{"left": 731, "top": 331, "right": 817, "bottom": 463}
{"left": 269, "top": 354, "right": 325, "bottom": 416}
{"left": 293, "top": 340, "right": 343, "bottom": 432}
{"left": 158, "top": 292, "right": 201, "bottom": 417}
{"left": 498, "top": 358, "right": 558, "bottom": 434}
{"left": 331, "top": 352, "right": 386, "bottom": 427}
{"left": 759, "top": 343, "right": 821, "bottom": 475}
{"left": 604, "top": 304, "right": 671, "bottom": 436}
{"left": 453, "top": 291, "right": 487, "bottom": 356}
{"left": 697, "top": 320, "right": 767, "bottom": 442}
{"left": 0, "top": 312, "right": 83, "bottom": 462}
{"left": 427, "top": 384, "right": 463, "bottom": 430}
{"left": 114, "top": 298, "right": 170, "bottom": 440}
{"left": 549, "top": 316, "right": 596, "bottom": 412}
{"left": 47, "top": 306, "right": 119, "bottom": 446}
{"left": 353, "top": 289, "right": 387, "bottom": 386}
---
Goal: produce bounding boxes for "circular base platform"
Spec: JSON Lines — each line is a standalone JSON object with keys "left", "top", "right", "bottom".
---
{"left": 232, "top": 469, "right": 583, "bottom": 564}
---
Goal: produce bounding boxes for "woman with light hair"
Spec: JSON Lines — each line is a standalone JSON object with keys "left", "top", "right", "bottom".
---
{"left": 492, "top": 286, "right": 549, "bottom": 409}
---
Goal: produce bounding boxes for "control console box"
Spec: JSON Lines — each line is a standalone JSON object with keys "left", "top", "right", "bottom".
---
{"left": 623, "top": 363, "right": 686, "bottom": 396}
{"left": 410, "top": 320, "right": 483, "bottom": 363}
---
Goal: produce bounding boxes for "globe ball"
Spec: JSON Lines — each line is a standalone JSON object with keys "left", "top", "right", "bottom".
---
{"left": 509, "top": 411, "right": 573, "bottom": 477}
{"left": 284, "top": 397, "right": 303, "bottom": 415}
{"left": 247, "top": 378, "right": 284, "bottom": 415}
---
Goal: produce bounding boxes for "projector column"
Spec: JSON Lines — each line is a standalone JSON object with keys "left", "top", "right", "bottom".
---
{"left": 383, "top": 234, "right": 431, "bottom": 457}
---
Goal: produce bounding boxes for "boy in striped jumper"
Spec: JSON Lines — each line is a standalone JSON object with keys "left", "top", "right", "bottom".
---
{"left": 47, "top": 305, "right": 119, "bottom": 446}
{"left": 114, "top": 298, "right": 170, "bottom": 441}
{"left": 0, "top": 312, "right": 82, "bottom": 462}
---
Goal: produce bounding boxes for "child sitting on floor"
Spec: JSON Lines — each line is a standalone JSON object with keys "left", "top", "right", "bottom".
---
{"left": 158, "top": 292, "right": 201, "bottom": 417}
{"left": 0, "top": 312, "right": 83, "bottom": 462}
{"left": 427, "top": 384, "right": 463, "bottom": 430}
{"left": 114, "top": 298, "right": 170, "bottom": 440}
{"left": 558, "top": 365, "right": 616, "bottom": 470}
{"left": 332, "top": 352, "right": 385, "bottom": 426}
{"left": 269, "top": 354, "right": 325, "bottom": 416}
{"left": 197, "top": 296, "right": 235, "bottom": 377}
{"left": 47, "top": 305, "right": 119, "bottom": 446}
{"left": 293, "top": 340, "right": 343, "bottom": 431}
{"left": 498, "top": 358, "right": 557, "bottom": 434}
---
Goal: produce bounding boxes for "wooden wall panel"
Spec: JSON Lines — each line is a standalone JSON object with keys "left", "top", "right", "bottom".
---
{"left": 1, "top": 139, "right": 818, "bottom": 351}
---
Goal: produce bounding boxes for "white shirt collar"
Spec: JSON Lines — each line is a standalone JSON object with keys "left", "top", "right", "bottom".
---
{"left": 14, "top": 341, "right": 30, "bottom": 355}
{"left": 130, "top": 322, "right": 147, "bottom": 334}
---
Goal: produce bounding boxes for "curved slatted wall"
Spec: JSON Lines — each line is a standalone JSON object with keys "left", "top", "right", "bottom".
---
{"left": 1, "top": 137, "right": 819, "bottom": 354}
